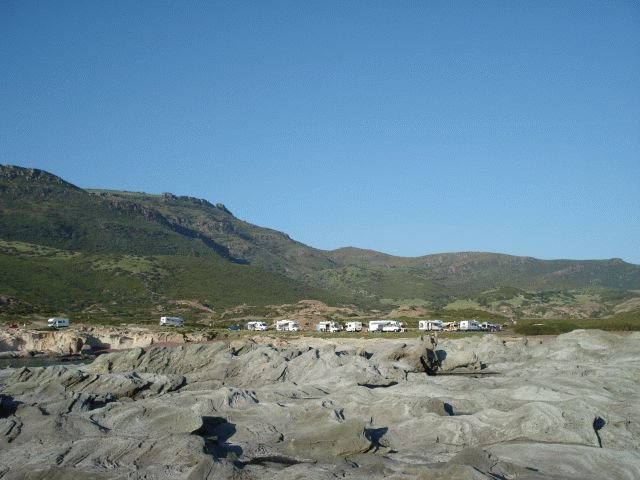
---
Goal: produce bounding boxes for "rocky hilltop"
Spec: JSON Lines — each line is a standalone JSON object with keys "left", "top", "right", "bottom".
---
{"left": 1, "top": 330, "right": 639, "bottom": 479}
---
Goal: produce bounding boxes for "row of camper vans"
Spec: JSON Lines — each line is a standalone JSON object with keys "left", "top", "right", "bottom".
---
{"left": 248, "top": 320, "right": 364, "bottom": 333}
{"left": 158, "top": 316, "right": 498, "bottom": 333}
{"left": 439, "top": 320, "right": 481, "bottom": 332}
{"left": 417, "top": 319, "right": 500, "bottom": 332}
{"left": 247, "top": 320, "right": 300, "bottom": 331}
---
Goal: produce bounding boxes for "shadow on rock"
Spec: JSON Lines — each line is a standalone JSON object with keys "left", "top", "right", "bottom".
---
{"left": 0, "top": 394, "right": 22, "bottom": 417}
{"left": 357, "top": 381, "right": 398, "bottom": 389}
{"left": 196, "top": 416, "right": 243, "bottom": 459}
{"left": 421, "top": 349, "right": 446, "bottom": 376}
{"left": 364, "top": 427, "right": 390, "bottom": 453}
{"left": 593, "top": 416, "right": 606, "bottom": 448}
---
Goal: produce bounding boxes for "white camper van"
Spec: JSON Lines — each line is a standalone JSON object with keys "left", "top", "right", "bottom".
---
{"left": 316, "top": 321, "right": 342, "bottom": 333}
{"left": 48, "top": 317, "right": 70, "bottom": 329}
{"left": 368, "top": 320, "right": 403, "bottom": 332}
{"left": 247, "top": 321, "right": 268, "bottom": 331}
{"left": 480, "top": 321, "right": 499, "bottom": 332}
{"left": 419, "top": 320, "right": 444, "bottom": 331}
{"left": 160, "top": 316, "right": 184, "bottom": 327}
{"left": 459, "top": 320, "right": 480, "bottom": 331}
{"left": 345, "top": 321, "right": 362, "bottom": 332}
{"left": 276, "top": 320, "right": 300, "bottom": 332}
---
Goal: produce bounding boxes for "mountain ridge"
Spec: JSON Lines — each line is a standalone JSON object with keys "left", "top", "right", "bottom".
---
{"left": 1, "top": 164, "right": 639, "bottom": 321}
{"left": 4, "top": 165, "right": 634, "bottom": 265}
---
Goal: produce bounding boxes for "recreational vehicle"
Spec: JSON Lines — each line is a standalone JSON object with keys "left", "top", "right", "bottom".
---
{"left": 459, "top": 320, "right": 480, "bottom": 331}
{"left": 276, "top": 320, "right": 300, "bottom": 332}
{"left": 480, "top": 322, "right": 500, "bottom": 332}
{"left": 316, "top": 321, "right": 342, "bottom": 333}
{"left": 247, "top": 321, "right": 268, "bottom": 331}
{"left": 160, "top": 316, "right": 184, "bottom": 327}
{"left": 368, "top": 320, "right": 403, "bottom": 333}
{"left": 345, "top": 321, "right": 363, "bottom": 332}
{"left": 47, "top": 317, "right": 70, "bottom": 329}
{"left": 418, "top": 320, "right": 444, "bottom": 331}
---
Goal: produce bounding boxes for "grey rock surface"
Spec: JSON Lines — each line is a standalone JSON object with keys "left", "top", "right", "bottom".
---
{"left": 1, "top": 330, "right": 639, "bottom": 479}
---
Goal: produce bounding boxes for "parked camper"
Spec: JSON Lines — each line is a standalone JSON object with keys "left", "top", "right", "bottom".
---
{"left": 345, "top": 321, "right": 363, "bottom": 332}
{"left": 459, "top": 320, "right": 480, "bottom": 331}
{"left": 443, "top": 321, "right": 459, "bottom": 332}
{"left": 368, "top": 320, "right": 404, "bottom": 333}
{"left": 160, "top": 316, "right": 184, "bottom": 327}
{"left": 384, "top": 321, "right": 404, "bottom": 332}
{"left": 368, "top": 320, "right": 385, "bottom": 332}
{"left": 419, "top": 320, "right": 444, "bottom": 331}
{"left": 48, "top": 317, "right": 69, "bottom": 329}
{"left": 480, "top": 322, "right": 500, "bottom": 332}
{"left": 276, "top": 320, "right": 300, "bottom": 332}
{"left": 247, "top": 321, "right": 268, "bottom": 331}
{"left": 316, "top": 320, "right": 342, "bottom": 333}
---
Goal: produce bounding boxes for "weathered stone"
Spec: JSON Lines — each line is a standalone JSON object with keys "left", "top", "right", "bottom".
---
{"left": 0, "top": 330, "right": 638, "bottom": 479}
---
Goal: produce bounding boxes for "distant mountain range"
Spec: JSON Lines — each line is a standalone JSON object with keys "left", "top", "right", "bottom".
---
{"left": 1, "top": 164, "right": 639, "bottom": 322}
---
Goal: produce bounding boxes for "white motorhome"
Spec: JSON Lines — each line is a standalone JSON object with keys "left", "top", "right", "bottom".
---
{"left": 383, "top": 321, "right": 404, "bottom": 332}
{"left": 160, "top": 316, "right": 184, "bottom": 327}
{"left": 419, "top": 320, "right": 444, "bottom": 331}
{"left": 48, "top": 317, "right": 69, "bottom": 329}
{"left": 316, "top": 321, "right": 342, "bottom": 333}
{"left": 247, "top": 321, "right": 268, "bottom": 331}
{"left": 276, "top": 320, "right": 300, "bottom": 332}
{"left": 345, "top": 321, "right": 363, "bottom": 332}
{"left": 480, "top": 321, "right": 500, "bottom": 332}
{"left": 459, "top": 320, "right": 480, "bottom": 331}
{"left": 368, "top": 320, "right": 403, "bottom": 333}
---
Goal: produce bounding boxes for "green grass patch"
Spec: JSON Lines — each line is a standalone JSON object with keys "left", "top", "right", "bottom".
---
{"left": 0, "top": 239, "right": 80, "bottom": 259}
{"left": 444, "top": 299, "right": 481, "bottom": 310}
{"left": 90, "top": 255, "right": 162, "bottom": 275}
{"left": 514, "top": 310, "right": 640, "bottom": 335}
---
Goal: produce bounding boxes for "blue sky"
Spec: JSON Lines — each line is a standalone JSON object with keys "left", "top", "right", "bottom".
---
{"left": 2, "top": 1, "right": 639, "bottom": 263}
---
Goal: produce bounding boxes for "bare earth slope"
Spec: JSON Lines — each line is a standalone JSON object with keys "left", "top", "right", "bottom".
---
{"left": 1, "top": 330, "right": 639, "bottom": 479}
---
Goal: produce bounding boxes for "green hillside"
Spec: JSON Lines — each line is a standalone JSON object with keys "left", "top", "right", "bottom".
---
{"left": 0, "top": 166, "right": 219, "bottom": 256}
{"left": 0, "top": 239, "right": 346, "bottom": 321}
{"left": 98, "top": 189, "right": 640, "bottom": 306}
{"left": 88, "top": 189, "right": 337, "bottom": 275}
{"left": 0, "top": 166, "right": 347, "bottom": 320}
{"left": 1, "top": 165, "right": 639, "bottom": 322}
{"left": 327, "top": 248, "right": 640, "bottom": 293}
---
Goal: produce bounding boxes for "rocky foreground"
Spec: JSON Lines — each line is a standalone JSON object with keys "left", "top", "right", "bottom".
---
{"left": 1, "top": 330, "right": 639, "bottom": 479}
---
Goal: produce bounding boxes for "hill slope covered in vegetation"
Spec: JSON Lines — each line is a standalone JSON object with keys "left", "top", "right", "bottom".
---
{"left": 1, "top": 165, "right": 639, "bottom": 323}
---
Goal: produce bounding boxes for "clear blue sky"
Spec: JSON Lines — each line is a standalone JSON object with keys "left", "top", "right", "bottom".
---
{"left": 2, "top": 1, "right": 639, "bottom": 264}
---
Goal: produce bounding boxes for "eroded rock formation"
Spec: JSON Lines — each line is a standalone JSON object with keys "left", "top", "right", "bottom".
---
{"left": 0, "top": 327, "right": 211, "bottom": 357}
{"left": 1, "top": 330, "right": 639, "bottom": 479}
